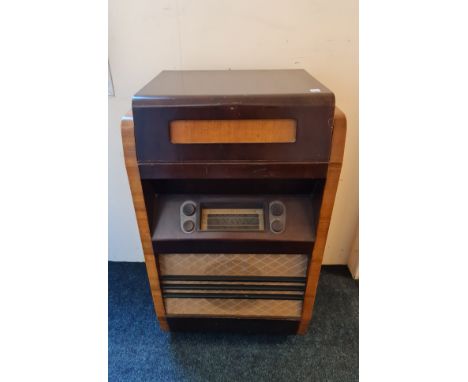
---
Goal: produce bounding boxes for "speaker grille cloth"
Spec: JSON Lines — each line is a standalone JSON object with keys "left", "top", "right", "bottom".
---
{"left": 158, "top": 253, "right": 308, "bottom": 277}
{"left": 164, "top": 298, "right": 302, "bottom": 318}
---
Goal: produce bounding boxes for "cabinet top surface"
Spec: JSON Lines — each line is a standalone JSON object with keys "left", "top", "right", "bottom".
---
{"left": 133, "top": 70, "right": 333, "bottom": 105}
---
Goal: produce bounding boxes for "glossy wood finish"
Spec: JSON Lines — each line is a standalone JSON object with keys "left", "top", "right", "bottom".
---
{"left": 122, "top": 108, "right": 345, "bottom": 333}
{"left": 170, "top": 119, "right": 296, "bottom": 144}
{"left": 122, "top": 70, "right": 345, "bottom": 334}
{"left": 347, "top": 227, "right": 359, "bottom": 279}
{"left": 298, "top": 107, "right": 347, "bottom": 334}
{"left": 121, "top": 112, "right": 168, "bottom": 331}
{"left": 133, "top": 106, "right": 333, "bottom": 164}
{"left": 138, "top": 162, "right": 328, "bottom": 180}
{"left": 146, "top": 178, "right": 325, "bottom": 195}
{"left": 133, "top": 69, "right": 333, "bottom": 106}
{"left": 151, "top": 194, "right": 316, "bottom": 254}
{"left": 132, "top": 70, "right": 335, "bottom": 165}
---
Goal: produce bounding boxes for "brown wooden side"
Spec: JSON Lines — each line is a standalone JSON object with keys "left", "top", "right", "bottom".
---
{"left": 121, "top": 112, "right": 168, "bottom": 331}
{"left": 298, "top": 107, "right": 347, "bottom": 334}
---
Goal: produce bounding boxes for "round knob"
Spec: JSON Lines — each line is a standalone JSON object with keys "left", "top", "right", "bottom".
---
{"left": 183, "top": 220, "right": 195, "bottom": 232}
{"left": 270, "top": 202, "right": 284, "bottom": 216}
{"left": 271, "top": 220, "right": 283, "bottom": 233}
{"left": 182, "top": 203, "right": 196, "bottom": 216}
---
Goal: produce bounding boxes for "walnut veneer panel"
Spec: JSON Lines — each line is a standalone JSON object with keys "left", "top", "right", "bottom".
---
{"left": 170, "top": 119, "right": 296, "bottom": 144}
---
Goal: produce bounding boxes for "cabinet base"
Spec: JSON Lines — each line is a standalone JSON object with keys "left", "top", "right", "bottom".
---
{"left": 166, "top": 317, "right": 300, "bottom": 334}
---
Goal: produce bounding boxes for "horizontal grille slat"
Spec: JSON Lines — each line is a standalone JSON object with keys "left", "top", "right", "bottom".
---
{"left": 162, "top": 280, "right": 305, "bottom": 286}
{"left": 163, "top": 292, "right": 304, "bottom": 300}
{"left": 160, "top": 275, "right": 306, "bottom": 283}
{"left": 161, "top": 283, "right": 305, "bottom": 292}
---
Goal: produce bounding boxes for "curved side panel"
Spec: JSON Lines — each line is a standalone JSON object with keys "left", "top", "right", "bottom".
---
{"left": 121, "top": 112, "right": 168, "bottom": 331}
{"left": 298, "top": 107, "right": 347, "bottom": 334}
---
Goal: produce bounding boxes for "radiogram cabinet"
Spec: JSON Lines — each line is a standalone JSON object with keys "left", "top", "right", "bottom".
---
{"left": 121, "top": 70, "right": 346, "bottom": 334}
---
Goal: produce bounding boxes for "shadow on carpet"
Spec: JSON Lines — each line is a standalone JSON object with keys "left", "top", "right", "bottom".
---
{"left": 109, "top": 262, "right": 358, "bottom": 382}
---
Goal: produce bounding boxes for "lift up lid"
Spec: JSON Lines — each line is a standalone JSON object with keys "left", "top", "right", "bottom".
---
{"left": 132, "top": 69, "right": 334, "bottom": 107}
{"left": 131, "top": 70, "right": 335, "bottom": 179}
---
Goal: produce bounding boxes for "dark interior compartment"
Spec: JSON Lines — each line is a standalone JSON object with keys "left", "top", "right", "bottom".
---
{"left": 141, "top": 179, "right": 325, "bottom": 254}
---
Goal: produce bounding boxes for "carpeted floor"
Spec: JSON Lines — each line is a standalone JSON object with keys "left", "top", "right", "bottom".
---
{"left": 108, "top": 262, "right": 358, "bottom": 382}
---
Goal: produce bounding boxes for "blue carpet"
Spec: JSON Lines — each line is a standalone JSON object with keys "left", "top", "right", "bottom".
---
{"left": 109, "top": 262, "right": 358, "bottom": 382}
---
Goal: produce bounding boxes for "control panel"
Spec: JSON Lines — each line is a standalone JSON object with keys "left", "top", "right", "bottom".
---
{"left": 179, "top": 199, "right": 286, "bottom": 234}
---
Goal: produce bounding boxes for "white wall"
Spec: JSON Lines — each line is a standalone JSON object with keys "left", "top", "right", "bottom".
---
{"left": 109, "top": 0, "right": 358, "bottom": 263}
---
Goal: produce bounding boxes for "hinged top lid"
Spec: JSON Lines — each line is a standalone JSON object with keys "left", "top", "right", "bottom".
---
{"left": 133, "top": 69, "right": 333, "bottom": 107}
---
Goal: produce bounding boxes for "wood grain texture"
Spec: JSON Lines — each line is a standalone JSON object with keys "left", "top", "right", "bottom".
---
{"left": 298, "top": 107, "right": 347, "bottom": 334}
{"left": 121, "top": 106, "right": 345, "bottom": 333}
{"left": 347, "top": 227, "right": 359, "bottom": 279}
{"left": 170, "top": 119, "right": 296, "bottom": 144}
{"left": 121, "top": 112, "right": 168, "bottom": 331}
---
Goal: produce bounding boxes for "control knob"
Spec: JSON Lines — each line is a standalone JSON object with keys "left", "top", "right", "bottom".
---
{"left": 183, "top": 220, "right": 195, "bottom": 233}
{"left": 270, "top": 202, "right": 284, "bottom": 216}
{"left": 182, "top": 203, "right": 196, "bottom": 216}
{"left": 271, "top": 220, "right": 284, "bottom": 233}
